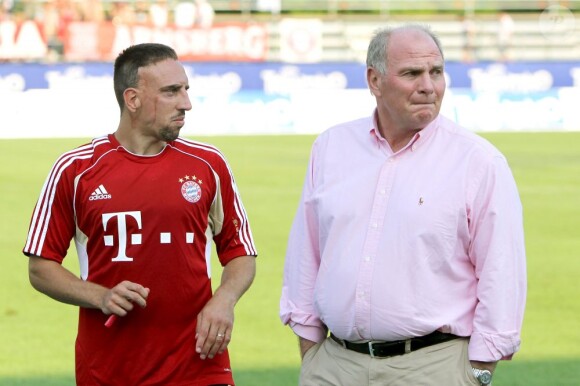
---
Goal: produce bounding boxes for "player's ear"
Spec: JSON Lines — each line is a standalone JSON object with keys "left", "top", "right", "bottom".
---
{"left": 124, "top": 88, "right": 140, "bottom": 112}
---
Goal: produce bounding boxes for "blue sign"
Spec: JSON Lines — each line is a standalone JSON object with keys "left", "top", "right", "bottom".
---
{"left": 1, "top": 61, "right": 579, "bottom": 93}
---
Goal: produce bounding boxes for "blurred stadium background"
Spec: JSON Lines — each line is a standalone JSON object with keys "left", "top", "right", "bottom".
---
{"left": 0, "top": 0, "right": 579, "bottom": 138}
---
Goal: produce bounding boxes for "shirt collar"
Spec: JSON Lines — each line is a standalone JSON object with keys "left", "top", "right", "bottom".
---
{"left": 369, "top": 109, "right": 440, "bottom": 153}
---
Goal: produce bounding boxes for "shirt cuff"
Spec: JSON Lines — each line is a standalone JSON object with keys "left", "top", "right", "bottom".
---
{"left": 291, "top": 322, "right": 328, "bottom": 343}
{"left": 468, "top": 331, "right": 521, "bottom": 361}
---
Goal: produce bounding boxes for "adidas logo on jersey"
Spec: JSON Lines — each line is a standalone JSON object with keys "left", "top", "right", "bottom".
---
{"left": 89, "top": 184, "right": 112, "bottom": 201}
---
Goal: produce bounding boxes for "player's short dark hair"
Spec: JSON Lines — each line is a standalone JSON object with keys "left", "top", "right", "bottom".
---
{"left": 113, "top": 43, "right": 179, "bottom": 111}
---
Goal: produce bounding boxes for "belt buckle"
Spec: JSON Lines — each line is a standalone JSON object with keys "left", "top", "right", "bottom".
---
{"left": 404, "top": 339, "right": 411, "bottom": 354}
{"left": 368, "top": 341, "right": 376, "bottom": 358}
{"left": 368, "top": 339, "right": 411, "bottom": 358}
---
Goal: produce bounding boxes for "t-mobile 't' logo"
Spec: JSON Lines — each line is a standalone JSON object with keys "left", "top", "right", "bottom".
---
{"left": 102, "top": 211, "right": 142, "bottom": 262}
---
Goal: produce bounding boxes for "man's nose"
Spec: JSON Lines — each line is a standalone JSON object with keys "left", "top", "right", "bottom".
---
{"left": 418, "top": 73, "right": 435, "bottom": 94}
{"left": 180, "top": 90, "right": 192, "bottom": 111}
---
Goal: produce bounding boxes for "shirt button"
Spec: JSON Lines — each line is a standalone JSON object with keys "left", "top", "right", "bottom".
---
{"left": 364, "top": 256, "right": 371, "bottom": 262}
{"left": 380, "top": 189, "right": 386, "bottom": 195}
{"left": 371, "top": 222, "right": 378, "bottom": 229}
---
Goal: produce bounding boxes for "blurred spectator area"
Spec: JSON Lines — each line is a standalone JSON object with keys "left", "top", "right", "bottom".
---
{"left": 213, "top": 0, "right": 580, "bottom": 15}
{"left": 1, "top": 0, "right": 578, "bottom": 62}
{"left": 264, "top": 12, "right": 580, "bottom": 62}
{"left": 4, "top": 0, "right": 579, "bottom": 20}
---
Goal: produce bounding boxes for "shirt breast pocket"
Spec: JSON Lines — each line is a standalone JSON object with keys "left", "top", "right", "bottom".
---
{"left": 401, "top": 192, "right": 468, "bottom": 272}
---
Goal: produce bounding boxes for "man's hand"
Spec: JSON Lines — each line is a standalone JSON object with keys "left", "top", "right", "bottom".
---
{"left": 102, "top": 280, "right": 150, "bottom": 317}
{"left": 299, "top": 337, "right": 317, "bottom": 360}
{"left": 195, "top": 293, "right": 234, "bottom": 360}
{"left": 194, "top": 255, "right": 255, "bottom": 360}
{"left": 470, "top": 360, "right": 497, "bottom": 373}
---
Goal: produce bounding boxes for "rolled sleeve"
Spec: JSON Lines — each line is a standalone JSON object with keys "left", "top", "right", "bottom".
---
{"left": 280, "top": 291, "right": 327, "bottom": 343}
{"left": 469, "top": 331, "right": 520, "bottom": 361}
{"left": 468, "top": 155, "right": 527, "bottom": 361}
{"left": 280, "top": 141, "right": 327, "bottom": 342}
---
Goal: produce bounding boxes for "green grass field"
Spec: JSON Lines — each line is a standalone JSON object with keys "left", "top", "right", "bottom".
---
{"left": 1, "top": 132, "right": 579, "bottom": 385}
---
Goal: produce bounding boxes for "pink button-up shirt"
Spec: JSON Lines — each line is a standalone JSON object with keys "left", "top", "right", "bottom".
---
{"left": 280, "top": 112, "right": 527, "bottom": 361}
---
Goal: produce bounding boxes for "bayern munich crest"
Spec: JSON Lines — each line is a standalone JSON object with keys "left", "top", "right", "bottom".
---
{"left": 180, "top": 178, "right": 202, "bottom": 203}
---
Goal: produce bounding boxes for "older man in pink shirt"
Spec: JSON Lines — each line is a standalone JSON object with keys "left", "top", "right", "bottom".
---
{"left": 280, "top": 24, "right": 526, "bottom": 386}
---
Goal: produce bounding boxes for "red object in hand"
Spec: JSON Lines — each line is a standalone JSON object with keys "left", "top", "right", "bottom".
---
{"left": 105, "top": 315, "right": 117, "bottom": 327}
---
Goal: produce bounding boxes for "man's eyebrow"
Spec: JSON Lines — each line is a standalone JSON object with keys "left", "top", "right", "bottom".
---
{"left": 431, "top": 64, "right": 445, "bottom": 71}
{"left": 160, "top": 84, "right": 186, "bottom": 92}
{"left": 398, "top": 65, "right": 425, "bottom": 73}
{"left": 399, "top": 63, "right": 444, "bottom": 73}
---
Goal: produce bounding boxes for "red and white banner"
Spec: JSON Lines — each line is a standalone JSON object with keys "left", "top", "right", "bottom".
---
{"left": 0, "top": 20, "right": 268, "bottom": 62}
{"left": 0, "top": 20, "right": 48, "bottom": 60}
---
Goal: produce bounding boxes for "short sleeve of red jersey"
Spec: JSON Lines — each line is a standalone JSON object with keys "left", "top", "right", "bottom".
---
{"left": 23, "top": 155, "right": 79, "bottom": 263}
{"left": 207, "top": 150, "right": 257, "bottom": 264}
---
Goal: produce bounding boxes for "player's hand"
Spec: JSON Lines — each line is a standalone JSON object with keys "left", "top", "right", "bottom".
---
{"left": 101, "top": 280, "right": 150, "bottom": 317}
{"left": 195, "top": 294, "right": 234, "bottom": 360}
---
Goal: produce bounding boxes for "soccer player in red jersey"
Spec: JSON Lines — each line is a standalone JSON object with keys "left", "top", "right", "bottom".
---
{"left": 23, "top": 43, "right": 257, "bottom": 386}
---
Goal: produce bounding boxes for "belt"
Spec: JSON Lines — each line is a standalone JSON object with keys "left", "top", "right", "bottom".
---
{"left": 330, "top": 331, "right": 460, "bottom": 358}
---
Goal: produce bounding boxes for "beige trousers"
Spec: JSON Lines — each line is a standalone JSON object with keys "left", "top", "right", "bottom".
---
{"left": 300, "top": 336, "right": 482, "bottom": 386}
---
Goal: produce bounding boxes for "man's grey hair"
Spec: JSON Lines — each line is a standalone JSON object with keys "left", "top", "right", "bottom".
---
{"left": 366, "top": 24, "right": 444, "bottom": 75}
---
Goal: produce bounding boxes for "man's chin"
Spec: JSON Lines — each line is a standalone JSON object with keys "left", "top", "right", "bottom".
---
{"left": 414, "top": 110, "right": 438, "bottom": 126}
{"left": 160, "top": 127, "right": 180, "bottom": 142}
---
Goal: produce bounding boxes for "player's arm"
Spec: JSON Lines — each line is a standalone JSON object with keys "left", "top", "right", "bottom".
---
{"left": 195, "top": 255, "right": 256, "bottom": 360}
{"left": 28, "top": 255, "right": 149, "bottom": 317}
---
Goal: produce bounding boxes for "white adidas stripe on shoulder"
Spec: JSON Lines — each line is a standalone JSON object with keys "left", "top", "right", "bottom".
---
{"left": 172, "top": 138, "right": 257, "bottom": 256}
{"left": 175, "top": 138, "right": 223, "bottom": 156}
{"left": 25, "top": 137, "right": 111, "bottom": 256}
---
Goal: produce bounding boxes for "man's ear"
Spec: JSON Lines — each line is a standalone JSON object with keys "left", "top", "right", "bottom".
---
{"left": 367, "top": 67, "right": 381, "bottom": 97}
{"left": 124, "top": 88, "right": 140, "bottom": 112}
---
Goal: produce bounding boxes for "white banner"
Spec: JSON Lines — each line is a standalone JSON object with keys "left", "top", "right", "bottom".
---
{"left": 2, "top": 87, "right": 579, "bottom": 139}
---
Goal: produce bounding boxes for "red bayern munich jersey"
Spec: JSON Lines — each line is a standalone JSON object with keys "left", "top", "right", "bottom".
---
{"left": 23, "top": 134, "right": 257, "bottom": 386}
